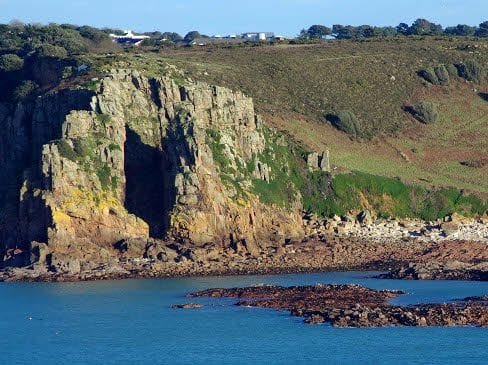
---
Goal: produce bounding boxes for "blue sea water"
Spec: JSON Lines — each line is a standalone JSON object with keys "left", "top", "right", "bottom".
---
{"left": 0, "top": 272, "right": 487, "bottom": 365}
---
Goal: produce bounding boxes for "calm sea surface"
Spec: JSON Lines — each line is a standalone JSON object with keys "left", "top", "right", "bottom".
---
{"left": 1, "top": 272, "right": 487, "bottom": 365}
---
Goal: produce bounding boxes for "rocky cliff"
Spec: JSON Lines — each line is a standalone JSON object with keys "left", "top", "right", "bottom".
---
{"left": 0, "top": 69, "right": 306, "bottom": 270}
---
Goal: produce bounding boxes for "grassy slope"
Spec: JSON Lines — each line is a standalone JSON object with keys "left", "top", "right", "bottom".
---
{"left": 148, "top": 37, "right": 488, "bottom": 194}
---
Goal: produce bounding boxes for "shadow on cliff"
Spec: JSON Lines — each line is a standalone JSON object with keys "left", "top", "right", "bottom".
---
{"left": 124, "top": 127, "right": 175, "bottom": 238}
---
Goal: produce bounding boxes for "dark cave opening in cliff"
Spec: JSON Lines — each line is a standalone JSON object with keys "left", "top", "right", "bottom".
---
{"left": 124, "top": 127, "right": 172, "bottom": 239}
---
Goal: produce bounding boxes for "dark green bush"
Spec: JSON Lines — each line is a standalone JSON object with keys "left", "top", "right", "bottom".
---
{"left": 434, "top": 64, "right": 449, "bottom": 85}
{"left": 419, "top": 65, "right": 450, "bottom": 85}
{"left": 456, "top": 60, "right": 484, "bottom": 82}
{"left": 34, "top": 44, "right": 68, "bottom": 59}
{"left": 327, "top": 111, "right": 362, "bottom": 138}
{"left": 0, "top": 53, "right": 24, "bottom": 72}
{"left": 412, "top": 101, "right": 439, "bottom": 124}
{"left": 55, "top": 140, "right": 77, "bottom": 162}
{"left": 13, "top": 80, "right": 38, "bottom": 100}
{"left": 419, "top": 67, "right": 438, "bottom": 84}
{"left": 446, "top": 64, "right": 459, "bottom": 77}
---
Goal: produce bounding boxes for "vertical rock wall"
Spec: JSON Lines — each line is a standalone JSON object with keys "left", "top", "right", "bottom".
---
{"left": 0, "top": 70, "right": 305, "bottom": 267}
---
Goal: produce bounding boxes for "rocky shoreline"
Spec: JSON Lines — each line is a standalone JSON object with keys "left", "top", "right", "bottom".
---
{"left": 190, "top": 285, "right": 488, "bottom": 327}
{"left": 1, "top": 215, "right": 487, "bottom": 283}
{"left": 378, "top": 261, "right": 488, "bottom": 281}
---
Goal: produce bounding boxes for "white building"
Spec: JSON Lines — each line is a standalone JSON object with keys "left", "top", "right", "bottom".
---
{"left": 110, "top": 30, "right": 150, "bottom": 46}
{"left": 241, "top": 32, "right": 275, "bottom": 41}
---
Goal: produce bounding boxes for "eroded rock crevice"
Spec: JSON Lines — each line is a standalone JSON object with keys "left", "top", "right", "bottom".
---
{"left": 124, "top": 126, "right": 168, "bottom": 238}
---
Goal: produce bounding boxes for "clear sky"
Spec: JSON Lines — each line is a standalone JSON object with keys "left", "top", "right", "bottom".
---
{"left": 0, "top": 0, "right": 486, "bottom": 37}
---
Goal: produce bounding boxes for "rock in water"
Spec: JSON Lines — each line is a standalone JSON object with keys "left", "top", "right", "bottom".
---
{"left": 191, "top": 285, "right": 488, "bottom": 327}
{"left": 171, "top": 303, "right": 203, "bottom": 309}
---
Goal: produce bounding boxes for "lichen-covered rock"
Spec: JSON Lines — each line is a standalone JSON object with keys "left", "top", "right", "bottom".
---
{"left": 307, "top": 150, "right": 330, "bottom": 172}
{"left": 0, "top": 69, "right": 306, "bottom": 269}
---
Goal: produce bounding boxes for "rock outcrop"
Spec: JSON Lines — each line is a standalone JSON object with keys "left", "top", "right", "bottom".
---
{"left": 190, "top": 285, "right": 488, "bottom": 327}
{"left": 0, "top": 69, "right": 305, "bottom": 270}
{"left": 307, "top": 150, "right": 330, "bottom": 172}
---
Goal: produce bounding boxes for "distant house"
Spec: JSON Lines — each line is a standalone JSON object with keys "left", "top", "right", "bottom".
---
{"left": 241, "top": 32, "right": 275, "bottom": 41}
{"left": 110, "top": 30, "right": 150, "bottom": 46}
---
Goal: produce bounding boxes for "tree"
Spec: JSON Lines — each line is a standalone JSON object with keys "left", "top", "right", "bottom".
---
{"left": 77, "top": 25, "right": 110, "bottom": 43}
{"left": 0, "top": 53, "right": 24, "bottom": 72}
{"left": 396, "top": 23, "right": 410, "bottom": 35}
{"left": 409, "top": 19, "right": 443, "bottom": 35}
{"left": 184, "top": 31, "right": 201, "bottom": 43}
{"left": 476, "top": 21, "right": 488, "bottom": 37}
{"left": 307, "top": 25, "right": 332, "bottom": 39}
{"left": 379, "top": 26, "right": 398, "bottom": 37}
{"left": 161, "top": 32, "right": 183, "bottom": 42}
{"left": 445, "top": 24, "right": 476, "bottom": 36}
{"left": 356, "top": 25, "right": 375, "bottom": 38}
{"left": 297, "top": 29, "right": 308, "bottom": 39}
{"left": 332, "top": 25, "right": 355, "bottom": 39}
{"left": 22, "top": 23, "right": 86, "bottom": 54}
{"left": 34, "top": 44, "right": 68, "bottom": 58}
{"left": 13, "top": 80, "right": 38, "bottom": 100}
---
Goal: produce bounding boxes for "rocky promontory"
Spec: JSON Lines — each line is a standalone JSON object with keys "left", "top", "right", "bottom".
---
{"left": 190, "top": 285, "right": 488, "bottom": 327}
{"left": 0, "top": 65, "right": 486, "bottom": 283}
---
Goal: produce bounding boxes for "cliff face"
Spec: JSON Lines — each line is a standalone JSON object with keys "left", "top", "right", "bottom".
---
{"left": 0, "top": 70, "right": 304, "bottom": 269}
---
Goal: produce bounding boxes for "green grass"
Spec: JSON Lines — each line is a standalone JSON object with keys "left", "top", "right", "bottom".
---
{"left": 96, "top": 163, "right": 112, "bottom": 191}
{"left": 80, "top": 79, "right": 100, "bottom": 91}
{"left": 325, "top": 171, "right": 487, "bottom": 220}
{"left": 156, "top": 37, "right": 488, "bottom": 137}
{"left": 96, "top": 113, "right": 111, "bottom": 126}
{"left": 108, "top": 143, "right": 121, "bottom": 151}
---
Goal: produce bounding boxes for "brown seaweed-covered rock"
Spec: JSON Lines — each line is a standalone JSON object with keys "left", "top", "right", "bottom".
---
{"left": 379, "top": 261, "right": 488, "bottom": 281}
{"left": 190, "top": 285, "right": 488, "bottom": 328}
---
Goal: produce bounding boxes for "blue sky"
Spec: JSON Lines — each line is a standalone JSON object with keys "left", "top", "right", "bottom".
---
{"left": 0, "top": 0, "right": 486, "bottom": 37}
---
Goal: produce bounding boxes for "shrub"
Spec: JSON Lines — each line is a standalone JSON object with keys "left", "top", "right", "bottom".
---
{"left": 419, "top": 65, "right": 450, "bottom": 85}
{"left": 13, "top": 80, "right": 38, "bottom": 100}
{"left": 327, "top": 111, "right": 362, "bottom": 138}
{"left": 434, "top": 65, "right": 449, "bottom": 85}
{"left": 73, "top": 138, "right": 95, "bottom": 158}
{"left": 0, "top": 53, "right": 24, "bottom": 72}
{"left": 446, "top": 64, "right": 459, "bottom": 77}
{"left": 34, "top": 44, "right": 68, "bottom": 59}
{"left": 412, "top": 101, "right": 439, "bottom": 124}
{"left": 96, "top": 163, "right": 112, "bottom": 190}
{"left": 419, "top": 67, "right": 438, "bottom": 84}
{"left": 456, "top": 60, "right": 484, "bottom": 82}
{"left": 55, "top": 139, "right": 77, "bottom": 162}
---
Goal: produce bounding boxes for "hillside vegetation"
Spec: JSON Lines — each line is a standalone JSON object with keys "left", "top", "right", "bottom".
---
{"left": 0, "top": 23, "right": 486, "bottom": 218}
{"left": 149, "top": 37, "right": 488, "bottom": 195}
